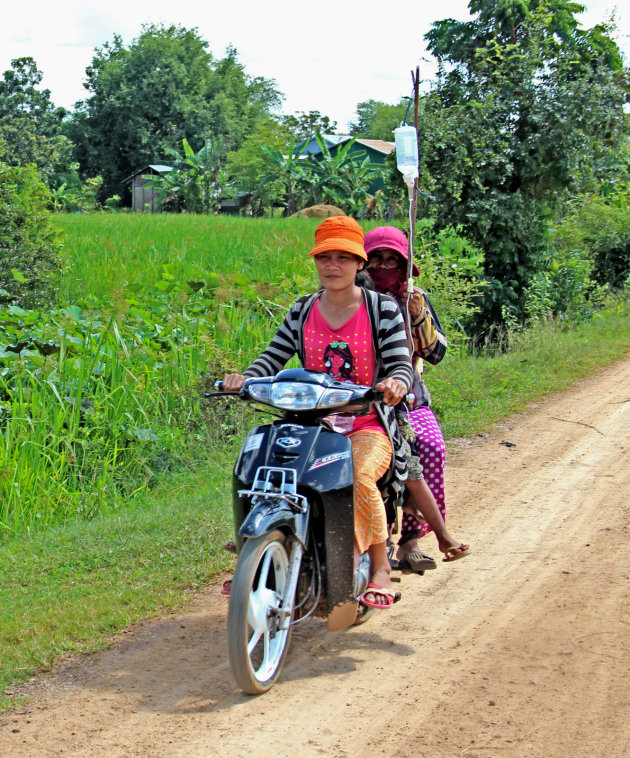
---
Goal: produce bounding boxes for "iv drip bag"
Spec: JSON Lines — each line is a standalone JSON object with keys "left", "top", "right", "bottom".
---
{"left": 394, "top": 125, "right": 418, "bottom": 188}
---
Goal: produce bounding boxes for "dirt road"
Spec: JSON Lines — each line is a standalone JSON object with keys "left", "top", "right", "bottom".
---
{"left": 2, "top": 355, "right": 629, "bottom": 758}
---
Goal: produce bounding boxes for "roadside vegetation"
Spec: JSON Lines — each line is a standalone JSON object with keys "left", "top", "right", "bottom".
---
{"left": 1, "top": 0, "right": 629, "bottom": 712}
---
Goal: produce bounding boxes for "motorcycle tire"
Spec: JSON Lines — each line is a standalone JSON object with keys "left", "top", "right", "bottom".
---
{"left": 353, "top": 603, "right": 374, "bottom": 626}
{"left": 227, "top": 529, "right": 294, "bottom": 694}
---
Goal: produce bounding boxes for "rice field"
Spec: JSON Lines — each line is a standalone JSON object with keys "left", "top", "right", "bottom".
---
{"left": 53, "top": 214, "right": 324, "bottom": 301}
{"left": 1, "top": 214, "right": 327, "bottom": 537}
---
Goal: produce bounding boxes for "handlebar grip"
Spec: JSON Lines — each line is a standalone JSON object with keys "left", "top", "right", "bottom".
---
{"left": 215, "top": 380, "right": 224, "bottom": 390}
{"left": 405, "top": 393, "right": 415, "bottom": 404}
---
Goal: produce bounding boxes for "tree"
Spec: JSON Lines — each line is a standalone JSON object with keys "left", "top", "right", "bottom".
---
{"left": 255, "top": 131, "right": 388, "bottom": 217}
{"left": 145, "top": 137, "right": 224, "bottom": 213}
{"left": 280, "top": 111, "right": 338, "bottom": 143}
{"left": 258, "top": 139, "right": 308, "bottom": 215}
{"left": 420, "top": 0, "right": 629, "bottom": 325}
{"left": 303, "top": 132, "right": 386, "bottom": 216}
{"left": 67, "top": 25, "right": 282, "bottom": 202}
{"left": 223, "top": 118, "right": 291, "bottom": 214}
{"left": 350, "top": 99, "right": 409, "bottom": 140}
{"left": 0, "top": 57, "right": 75, "bottom": 187}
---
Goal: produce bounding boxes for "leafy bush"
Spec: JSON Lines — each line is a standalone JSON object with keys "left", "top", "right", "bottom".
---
{"left": 0, "top": 266, "right": 296, "bottom": 536}
{"left": 551, "top": 193, "right": 630, "bottom": 290}
{"left": 0, "top": 161, "right": 65, "bottom": 308}
{"left": 411, "top": 221, "right": 487, "bottom": 352}
{"left": 523, "top": 247, "right": 607, "bottom": 323}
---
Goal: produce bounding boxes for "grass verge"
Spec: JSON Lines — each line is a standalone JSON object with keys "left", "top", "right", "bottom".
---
{"left": 1, "top": 299, "right": 629, "bottom": 711}
{"left": 0, "top": 443, "right": 239, "bottom": 711}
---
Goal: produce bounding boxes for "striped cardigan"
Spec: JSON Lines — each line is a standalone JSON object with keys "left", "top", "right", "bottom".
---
{"left": 243, "top": 288, "right": 413, "bottom": 504}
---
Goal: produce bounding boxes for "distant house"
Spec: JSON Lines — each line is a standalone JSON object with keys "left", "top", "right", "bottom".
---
{"left": 124, "top": 165, "right": 173, "bottom": 212}
{"left": 217, "top": 193, "right": 253, "bottom": 215}
{"left": 298, "top": 134, "right": 395, "bottom": 192}
{"left": 124, "top": 165, "right": 254, "bottom": 214}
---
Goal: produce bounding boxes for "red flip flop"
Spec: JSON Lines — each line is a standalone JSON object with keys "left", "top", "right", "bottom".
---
{"left": 359, "top": 582, "right": 401, "bottom": 610}
{"left": 441, "top": 544, "right": 471, "bottom": 562}
{"left": 220, "top": 579, "right": 232, "bottom": 596}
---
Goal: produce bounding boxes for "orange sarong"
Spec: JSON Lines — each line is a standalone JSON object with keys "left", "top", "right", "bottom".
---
{"left": 349, "top": 430, "right": 392, "bottom": 554}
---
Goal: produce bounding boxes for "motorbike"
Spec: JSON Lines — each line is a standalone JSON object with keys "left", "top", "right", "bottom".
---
{"left": 209, "top": 367, "right": 414, "bottom": 695}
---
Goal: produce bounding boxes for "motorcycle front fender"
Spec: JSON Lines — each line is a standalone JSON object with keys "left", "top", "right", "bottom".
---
{"left": 239, "top": 499, "right": 309, "bottom": 546}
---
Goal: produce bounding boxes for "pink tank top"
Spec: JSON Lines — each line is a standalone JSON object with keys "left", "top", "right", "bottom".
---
{"left": 303, "top": 299, "right": 383, "bottom": 435}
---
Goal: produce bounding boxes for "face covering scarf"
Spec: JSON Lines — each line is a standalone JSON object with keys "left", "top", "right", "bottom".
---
{"left": 369, "top": 267, "right": 407, "bottom": 298}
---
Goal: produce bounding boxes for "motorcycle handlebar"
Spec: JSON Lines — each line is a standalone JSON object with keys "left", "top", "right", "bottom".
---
{"left": 370, "top": 391, "right": 416, "bottom": 404}
{"left": 206, "top": 382, "right": 415, "bottom": 406}
{"left": 204, "top": 379, "right": 241, "bottom": 398}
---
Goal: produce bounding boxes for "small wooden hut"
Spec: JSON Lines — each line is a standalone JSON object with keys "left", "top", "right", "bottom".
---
{"left": 124, "top": 165, "right": 173, "bottom": 212}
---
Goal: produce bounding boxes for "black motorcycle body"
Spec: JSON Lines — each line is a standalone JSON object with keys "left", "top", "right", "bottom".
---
{"left": 215, "top": 368, "right": 389, "bottom": 694}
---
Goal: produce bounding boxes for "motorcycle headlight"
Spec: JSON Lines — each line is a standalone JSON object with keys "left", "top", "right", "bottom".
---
{"left": 271, "top": 381, "right": 320, "bottom": 410}
{"left": 248, "top": 379, "right": 355, "bottom": 411}
{"left": 317, "top": 387, "right": 354, "bottom": 408}
{"left": 247, "top": 382, "right": 272, "bottom": 403}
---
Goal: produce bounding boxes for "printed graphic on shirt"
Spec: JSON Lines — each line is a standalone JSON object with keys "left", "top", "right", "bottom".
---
{"left": 322, "top": 340, "right": 358, "bottom": 383}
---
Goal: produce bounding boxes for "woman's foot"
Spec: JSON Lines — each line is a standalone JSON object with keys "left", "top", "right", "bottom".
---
{"left": 361, "top": 565, "right": 397, "bottom": 608}
{"left": 359, "top": 582, "right": 401, "bottom": 609}
{"left": 440, "top": 543, "right": 471, "bottom": 562}
{"left": 396, "top": 540, "right": 437, "bottom": 571}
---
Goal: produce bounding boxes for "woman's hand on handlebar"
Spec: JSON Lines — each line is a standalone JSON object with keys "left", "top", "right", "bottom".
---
{"left": 222, "top": 373, "right": 246, "bottom": 392}
{"left": 375, "top": 377, "right": 408, "bottom": 406}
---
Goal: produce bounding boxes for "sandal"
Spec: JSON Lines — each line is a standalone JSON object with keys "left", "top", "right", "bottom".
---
{"left": 398, "top": 550, "right": 437, "bottom": 572}
{"left": 359, "top": 582, "right": 401, "bottom": 610}
{"left": 220, "top": 579, "right": 232, "bottom": 596}
{"left": 441, "top": 544, "right": 471, "bottom": 562}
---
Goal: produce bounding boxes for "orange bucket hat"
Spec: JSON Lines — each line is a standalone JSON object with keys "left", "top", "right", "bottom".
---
{"left": 308, "top": 216, "right": 367, "bottom": 261}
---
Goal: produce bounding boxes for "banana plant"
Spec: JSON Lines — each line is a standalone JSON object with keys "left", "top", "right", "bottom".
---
{"left": 306, "top": 131, "right": 386, "bottom": 214}
{"left": 144, "top": 138, "right": 223, "bottom": 213}
{"left": 258, "top": 138, "right": 309, "bottom": 215}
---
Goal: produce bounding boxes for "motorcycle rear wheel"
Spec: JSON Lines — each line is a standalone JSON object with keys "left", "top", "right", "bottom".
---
{"left": 227, "top": 530, "right": 294, "bottom": 694}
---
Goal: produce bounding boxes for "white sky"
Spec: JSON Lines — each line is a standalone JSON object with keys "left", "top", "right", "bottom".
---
{"left": 1, "top": 1, "right": 628, "bottom": 131}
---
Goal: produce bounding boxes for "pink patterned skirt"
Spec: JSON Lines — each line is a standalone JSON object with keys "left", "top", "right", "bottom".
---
{"left": 401, "top": 406, "right": 446, "bottom": 540}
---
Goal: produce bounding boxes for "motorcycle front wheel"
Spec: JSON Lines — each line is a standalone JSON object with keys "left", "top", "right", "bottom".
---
{"left": 227, "top": 529, "right": 294, "bottom": 694}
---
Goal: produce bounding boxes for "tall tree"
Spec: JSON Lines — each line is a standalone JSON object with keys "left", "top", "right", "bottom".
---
{"left": 223, "top": 118, "right": 291, "bottom": 214}
{"left": 420, "top": 0, "right": 629, "bottom": 325}
{"left": 280, "top": 111, "right": 338, "bottom": 143}
{"left": 350, "top": 99, "right": 409, "bottom": 140}
{"left": 0, "top": 57, "right": 71, "bottom": 184}
{"left": 67, "top": 25, "right": 282, "bottom": 202}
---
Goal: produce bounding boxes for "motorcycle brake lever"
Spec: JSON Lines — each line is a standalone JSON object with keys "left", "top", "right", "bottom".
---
{"left": 204, "top": 388, "right": 242, "bottom": 398}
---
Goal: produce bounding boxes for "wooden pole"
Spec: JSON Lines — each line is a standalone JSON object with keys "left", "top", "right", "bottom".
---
{"left": 409, "top": 66, "right": 419, "bottom": 279}
{"left": 404, "top": 66, "right": 420, "bottom": 351}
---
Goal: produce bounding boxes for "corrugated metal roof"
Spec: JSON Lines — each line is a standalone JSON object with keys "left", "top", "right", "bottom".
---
{"left": 123, "top": 165, "right": 174, "bottom": 183}
{"left": 300, "top": 135, "right": 396, "bottom": 158}
{"left": 320, "top": 134, "right": 352, "bottom": 145}
{"left": 355, "top": 139, "right": 395, "bottom": 154}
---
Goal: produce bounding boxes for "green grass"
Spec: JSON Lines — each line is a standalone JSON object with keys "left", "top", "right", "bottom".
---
{"left": 53, "top": 214, "right": 325, "bottom": 300}
{"left": 430, "top": 299, "right": 630, "bottom": 439}
{"left": 0, "top": 446, "right": 239, "bottom": 711}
